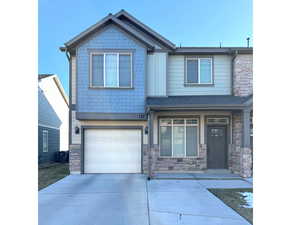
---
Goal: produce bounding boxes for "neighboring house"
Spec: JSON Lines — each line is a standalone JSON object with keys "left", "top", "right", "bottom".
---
{"left": 38, "top": 74, "right": 69, "bottom": 163}
{"left": 60, "top": 10, "right": 253, "bottom": 178}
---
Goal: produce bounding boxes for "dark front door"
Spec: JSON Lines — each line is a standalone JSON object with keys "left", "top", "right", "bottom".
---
{"left": 207, "top": 126, "right": 227, "bottom": 169}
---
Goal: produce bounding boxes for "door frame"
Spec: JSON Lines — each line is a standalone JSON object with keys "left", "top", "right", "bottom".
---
{"left": 80, "top": 126, "right": 144, "bottom": 174}
{"left": 204, "top": 115, "right": 231, "bottom": 169}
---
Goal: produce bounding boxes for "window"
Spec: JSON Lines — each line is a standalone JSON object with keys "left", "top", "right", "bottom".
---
{"left": 160, "top": 118, "right": 199, "bottom": 157}
{"left": 185, "top": 58, "right": 212, "bottom": 84}
{"left": 90, "top": 52, "right": 132, "bottom": 88}
{"left": 207, "top": 118, "right": 229, "bottom": 125}
{"left": 43, "top": 130, "right": 48, "bottom": 152}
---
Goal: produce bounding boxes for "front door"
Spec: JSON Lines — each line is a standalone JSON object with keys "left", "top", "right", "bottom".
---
{"left": 207, "top": 126, "right": 227, "bottom": 169}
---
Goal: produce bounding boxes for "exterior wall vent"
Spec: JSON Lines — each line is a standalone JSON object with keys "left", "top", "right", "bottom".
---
{"left": 136, "top": 114, "right": 146, "bottom": 119}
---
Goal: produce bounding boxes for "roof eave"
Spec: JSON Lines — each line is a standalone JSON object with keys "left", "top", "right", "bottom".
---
{"left": 147, "top": 104, "right": 246, "bottom": 111}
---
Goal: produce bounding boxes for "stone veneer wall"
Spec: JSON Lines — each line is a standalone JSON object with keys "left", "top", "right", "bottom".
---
{"left": 143, "top": 144, "right": 207, "bottom": 174}
{"left": 69, "top": 144, "right": 81, "bottom": 173}
{"left": 233, "top": 54, "right": 253, "bottom": 97}
{"left": 229, "top": 112, "right": 243, "bottom": 174}
{"left": 230, "top": 54, "right": 253, "bottom": 178}
{"left": 240, "top": 147, "right": 252, "bottom": 178}
{"left": 230, "top": 112, "right": 253, "bottom": 178}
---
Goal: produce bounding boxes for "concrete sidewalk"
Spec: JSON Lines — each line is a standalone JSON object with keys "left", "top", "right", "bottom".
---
{"left": 39, "top": 174, "right": 252, "bottom": 225}
{"left": 148, "top": 179, "right": 252, "bottom": 225}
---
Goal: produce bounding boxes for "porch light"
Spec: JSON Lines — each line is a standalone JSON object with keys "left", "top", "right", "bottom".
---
{"left": 145, "top": 126, "right": 148, "bottom": 135}
{"left": 75, "top": 126, "right": 80, "bottom": 134}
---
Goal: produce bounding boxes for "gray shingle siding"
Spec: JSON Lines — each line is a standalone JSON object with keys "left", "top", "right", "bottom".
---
{"left": 167, "top": 55, "right": 232, "bottom": 96}
{"left": 38, "top": 87, "right": 61, "bottom": 128}
{"left": 38, "top": 126, "right": 60, "bottom": 164}
{"left": 76, "top": 24, "right": 146, "bottom": 113}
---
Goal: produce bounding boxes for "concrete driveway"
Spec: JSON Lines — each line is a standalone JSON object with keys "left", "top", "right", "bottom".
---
{"left": 39, "top": 174, "right": 252, "bottom": 225}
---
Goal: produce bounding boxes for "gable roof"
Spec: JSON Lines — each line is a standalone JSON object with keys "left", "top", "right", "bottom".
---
{"left": 60, "top": 10, "right": 252, "bottom": 54}
{"left": 115, "top": 10, "right": 176, "bottom": 49}
{"left": 38, "top": 87, "right": 62, "bottom": 128}
{"left": 38, "top": 74, "right": 54, "bottom": 80}
{"left": 38, "top": 74, "right": 69, "bottom": 106}
{"left": 64, "top": 14, "right": 155, "bottom": 50}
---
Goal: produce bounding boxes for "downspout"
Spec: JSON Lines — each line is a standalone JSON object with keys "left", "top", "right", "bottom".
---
{"left": 64, "top": 47, "right": 71, "bottom": 62}
{"left": 146, "top": 107, "right": 153, "bottom": 180}
{"left": 231, "top": 50, "right": 238, "bottom": 96}
{"left": 60, "top": 46, "right": 72, "bottom": 146}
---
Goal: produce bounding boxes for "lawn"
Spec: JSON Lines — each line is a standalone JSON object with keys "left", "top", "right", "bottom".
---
{"left": 38, "top": 163, "right": 69, "bottom": 190}
{"left": 208, "top": 188, "right": 253, "bottom": 224}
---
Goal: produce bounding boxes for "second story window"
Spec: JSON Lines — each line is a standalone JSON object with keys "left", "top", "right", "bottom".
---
{"left": 90, "top": 52, "right": 132, "bottom": 88}
{"left": 185, "top": 57, "right": 213, "bottom": 85}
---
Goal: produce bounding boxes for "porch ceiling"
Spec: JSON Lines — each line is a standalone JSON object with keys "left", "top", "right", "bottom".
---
{"left": 146, "top": 95, "right": 252, "bottom": 111}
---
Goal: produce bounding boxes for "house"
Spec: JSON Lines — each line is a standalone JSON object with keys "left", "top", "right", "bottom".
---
{"left": 38, "top": 74, "right": 69, "bottom": 163}
{"left": 60, "top": 10, "right": 253, "bottom": 178}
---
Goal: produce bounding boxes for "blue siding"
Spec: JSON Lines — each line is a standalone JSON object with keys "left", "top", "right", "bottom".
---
{"left": 38, "top": 126, "right": 60, "bottom": 164}
{"left": 76, "top": 25, "right": 146, "bottom": 113}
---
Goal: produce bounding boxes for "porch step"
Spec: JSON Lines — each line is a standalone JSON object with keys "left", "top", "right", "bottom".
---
{"left": 153, "top": 172, "right": 242, "bottom": 180}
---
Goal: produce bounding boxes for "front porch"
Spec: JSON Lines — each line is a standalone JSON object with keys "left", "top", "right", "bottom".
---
{"left": 145, "top": 95, "right": 253, "bottom": 178}
{"left": 153, "top": 170, "right": 242, "bottom": 180}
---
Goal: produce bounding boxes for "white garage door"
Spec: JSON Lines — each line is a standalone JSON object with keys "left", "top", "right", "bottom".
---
{"left": 84, "top": 129, "right": 141, "bottom": 173}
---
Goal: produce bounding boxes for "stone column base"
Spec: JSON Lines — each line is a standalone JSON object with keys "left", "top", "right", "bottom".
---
{"left": 69, "top": 144, "right": 81, "bottom": 174}
{"left": 240, "top": 147, "right": 253, "bottom": 178}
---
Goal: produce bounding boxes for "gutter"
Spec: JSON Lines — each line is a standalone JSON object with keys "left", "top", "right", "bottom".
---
{"left": 60, "top": 46, "right": 70, "bottom": 61}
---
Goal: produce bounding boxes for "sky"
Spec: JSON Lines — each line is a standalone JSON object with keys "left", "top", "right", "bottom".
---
{"left": 39, "top": 0, "right": 252, "bottom": 95}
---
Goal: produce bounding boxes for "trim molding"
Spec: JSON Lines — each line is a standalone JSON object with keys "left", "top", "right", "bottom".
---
{"left": 38, "top": 124, "right": 60, "bottom": 130}
{"left": 76, "top": 112, "right": 147, "bottom": 121}
{"left": 147, "top": 105, "right": 247, "bottom": 111}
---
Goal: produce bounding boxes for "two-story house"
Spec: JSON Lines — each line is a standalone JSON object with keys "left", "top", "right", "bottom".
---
{"left": 60, "top": 10, "right": 253, "bottom": 178}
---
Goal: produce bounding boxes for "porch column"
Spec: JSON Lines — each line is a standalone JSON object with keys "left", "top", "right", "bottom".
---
{"left": 242, "top": 108, "right": 251, "bottom": 148}
{"left": 241, "top": 108, "right": 252, "bottom": 178}
{"left": 147, "top": 111, "right": 154, "bottom": 179}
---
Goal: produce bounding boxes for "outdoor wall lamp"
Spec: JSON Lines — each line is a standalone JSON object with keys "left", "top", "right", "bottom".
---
{"left": 75, "top": 126, "right": 80, "bottom": 134}
{"left": 145, "top": 126, "right": 148, "bottom": 135}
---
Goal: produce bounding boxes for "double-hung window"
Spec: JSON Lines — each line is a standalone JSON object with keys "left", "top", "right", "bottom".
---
{"left": 43, "top": 130, "right": 48, "bottom": 153}
{"left": 160, "top": 118, "right": 199, "bottom": 157}
{"left": 90, "top": 52, "right": 132, "bottom": 88}
{"left": 185, "top": 57, "right": 213, "bottom": 85}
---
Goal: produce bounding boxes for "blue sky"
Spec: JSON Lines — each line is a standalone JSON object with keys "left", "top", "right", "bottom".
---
{"left": 39, "top": 0, "right": 252, "bottom": 94}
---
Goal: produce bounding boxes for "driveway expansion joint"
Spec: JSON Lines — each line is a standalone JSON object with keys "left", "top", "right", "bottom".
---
{"left": 146, "top": 180, "right": 151, "bottom": 225}
{"left": 150, "top": 209, "right": 243, "bottom": 221}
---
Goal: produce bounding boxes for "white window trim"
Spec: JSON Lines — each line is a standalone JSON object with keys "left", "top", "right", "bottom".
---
{"left": 159, "top": 118, "right": 200, "bottom": 158}
{"left": 185, "top": 57, "right": 213, "bottom": 85}
{"left": 43, "top": 130, "right": 48, "bottom": 153}
{"left": 90, "top": 52, "right": 133, "bottom": 89}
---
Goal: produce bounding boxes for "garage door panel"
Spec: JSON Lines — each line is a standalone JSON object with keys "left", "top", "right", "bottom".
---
{"left": 84, "top": 129, "right": 141, "bottom": 173}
